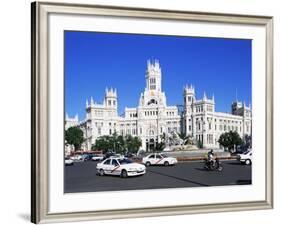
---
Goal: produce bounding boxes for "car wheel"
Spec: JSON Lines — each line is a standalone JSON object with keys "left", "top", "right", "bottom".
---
{"left": 99, "top": 169, "right": 105, "bottom": 176}
{"left": 121, "top": 169, "right": 128, "bottom": 178}
{"left": 245, "top": 159, "right": 251, "bottom": 165}
{"left": 145, "top": 161, "right": 151, "bottom": 167}
{"left": 164, "top": 161, "right": 169, "bottom": 166}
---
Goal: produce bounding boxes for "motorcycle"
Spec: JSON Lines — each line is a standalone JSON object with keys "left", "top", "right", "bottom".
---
{"left": 204, "top": 158, "right": 223, "bottom": 171}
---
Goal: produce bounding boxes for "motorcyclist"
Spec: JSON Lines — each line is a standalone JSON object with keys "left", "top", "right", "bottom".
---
{"left": 204, "top": 149, "right": 223, "bottom": 171}
{"left": 207, "top": 149, "right": 215, "bottom": 166}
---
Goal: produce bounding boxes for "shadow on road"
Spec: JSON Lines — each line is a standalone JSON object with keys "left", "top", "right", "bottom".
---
{"left": 236, "top": 180, "right": 252, "bottom": 185}
{"left": 194, "top": 168, "right": 207, "bottom": 171}
{"left": 148, "top": 170, "right": 209, "bottom": 187}
{"left": 227, "top": 162, "right": 244, "bottom": 166}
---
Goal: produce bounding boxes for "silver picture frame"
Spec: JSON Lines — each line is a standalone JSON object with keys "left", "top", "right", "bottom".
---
{"left": 31, "top": 1, "right": 273, "bottom": 224}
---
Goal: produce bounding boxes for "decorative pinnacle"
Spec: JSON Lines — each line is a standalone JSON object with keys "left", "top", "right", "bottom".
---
{"left": 203, "top": 92, "right": 207, "bottom": 100}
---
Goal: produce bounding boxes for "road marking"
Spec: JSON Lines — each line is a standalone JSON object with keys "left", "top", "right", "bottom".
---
{"left": 155, "top": 158, "right": 163, "bottom": 164}
{"left": 111, "top": 165, "right": 120, "bottom": 173}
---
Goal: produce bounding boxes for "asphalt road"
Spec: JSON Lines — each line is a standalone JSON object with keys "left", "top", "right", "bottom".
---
{"left": 64, "top": 160, "right": 251, "bottom": 193}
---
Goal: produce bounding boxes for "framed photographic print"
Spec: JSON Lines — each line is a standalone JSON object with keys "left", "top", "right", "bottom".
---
{"left": 31, "top": 1, "right": 273, "bottom": 224}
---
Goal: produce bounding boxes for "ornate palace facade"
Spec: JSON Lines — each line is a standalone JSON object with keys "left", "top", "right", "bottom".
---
{"left": 66, "top": 59, "right": 252, "bottom": 151}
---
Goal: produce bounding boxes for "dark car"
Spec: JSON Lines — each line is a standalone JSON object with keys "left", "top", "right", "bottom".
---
{"left": 82, "top": 154, "right": 93, "bottom": 161}
{"left": 124, "top": 152, "right": 136, "bottom": 159}
{"left": 103, "top": 152, "right": 115, "bottom": 160}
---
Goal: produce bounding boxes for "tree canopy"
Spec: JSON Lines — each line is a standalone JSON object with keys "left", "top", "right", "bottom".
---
{"left": 218, "top": 131, "right": 243, "bottom": 151}
{"left": 65, "top": 126, "right": 84, "bottom": 151}
{"left": 93, "top": 133, "right": 142, "bottom": 154}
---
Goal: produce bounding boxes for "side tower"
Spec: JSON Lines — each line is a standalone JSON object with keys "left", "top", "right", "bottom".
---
{"left": 104, "top": 87, "right": 118, "bottom": 109}
{"left": 183, "top": 85, "right": 195, "bottom": 135}
{"left": 145, "top": 59, "right": 162, "bottom": 92}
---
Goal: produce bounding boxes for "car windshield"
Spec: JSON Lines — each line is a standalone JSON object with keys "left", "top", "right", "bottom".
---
{"left": 118, "top": 158, "right": 133, "bottom": 164}
{"left": 160, "top": 154, "right": 168, "bottom": 158}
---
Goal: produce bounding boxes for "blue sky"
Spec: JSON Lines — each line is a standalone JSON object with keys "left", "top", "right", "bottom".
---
{"left": 65, "top": 31, "right": 251, "bottom": 120}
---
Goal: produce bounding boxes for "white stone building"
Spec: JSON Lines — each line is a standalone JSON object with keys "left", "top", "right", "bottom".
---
{"left": 65, "top": 59, "right": 252, "bottom": 151}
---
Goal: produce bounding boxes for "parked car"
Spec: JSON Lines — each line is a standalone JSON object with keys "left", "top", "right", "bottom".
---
{"left": 96, "top": 157, "right": 146, "bottom": 178}
{"left": 237, "top": 149, "right": 252, "bottom": 165}
{"left": 65, "top": 157, "right": 74, "bottom": 166}
{"left": 81, "top": 154, "right": 93, "bottom": 161}
{"left": 124, "top": 152, "right": 136, "bottom": 158}
{"left": 102, "top": 151, "right": 115, "bottom": 160}
{"left": 162, "top": 147, "right": 173, "bottom": 152}
{"left": 70, "top": 154, "right": 83, "bottom": 161}
{"left": 92, "top": 154, "right": 104, "bottom": 161}
{"left": 142, "top": 153, "right": 177, "bottom": 166}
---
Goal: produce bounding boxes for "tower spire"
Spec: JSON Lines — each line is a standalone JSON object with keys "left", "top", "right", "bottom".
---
{"left": 203, "top": 92, "right": 207, "bottom": 101}
{"left": 90, "top": 96, "right": 94, "bottom": 106}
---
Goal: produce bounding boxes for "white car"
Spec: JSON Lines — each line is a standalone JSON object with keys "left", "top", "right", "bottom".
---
{"left": 238, "top": 150, "right": 252, "bottom": 165}
{"left": 162, "top": 147, "right": 173, "bottom": 152}
{"left": 142, "top": 153, "right": 178, "bottom": 166}
{"left": 91, "top": 154, "right": 104, "bottom": 161}
{"left": 96, "top": 157, "right": 146, "bottom": 178}
{"left": 70, "top": 155, "right": 83, "bottom": 161}
{"left": 65, "top": 157, "right": 74, "bottom": 166}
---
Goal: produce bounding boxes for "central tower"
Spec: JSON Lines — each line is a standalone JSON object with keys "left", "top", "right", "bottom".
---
{"left": 145, "top": 59, "right": 162, "bottom": 92}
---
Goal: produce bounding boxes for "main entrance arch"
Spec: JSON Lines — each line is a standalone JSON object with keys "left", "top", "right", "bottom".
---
{"left": 145, "top": 127, "right": 158, "bottom": 151}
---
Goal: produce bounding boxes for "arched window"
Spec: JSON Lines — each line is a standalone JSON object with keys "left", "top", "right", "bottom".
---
{"left": 147, "top": 99, "right": 158, "bottom": 105}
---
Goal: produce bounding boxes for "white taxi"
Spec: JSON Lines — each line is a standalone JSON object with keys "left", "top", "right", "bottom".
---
{"left": 237, "top": 149, "right": 252, "bottom": 165}
{"left": 96, "top": 157, "right": 146, "bottom": 178}
{"left": 142, "top": 153, "right": 178, "bottom": 166}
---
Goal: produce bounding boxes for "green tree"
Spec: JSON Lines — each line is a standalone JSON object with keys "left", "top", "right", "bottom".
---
{"left": 116, "top": 135, "right": 125, "bottom": 153}
{"left": 65, "top": 127, "right": 84, "bottom": 151}
{"left": 125, "top": 135, "right": 142, "bottom": 153}
{"left": 218, "top": 131, "right": 243, "bottom": 152}
{"left": 93, "top": 135, "right": 113, "bottom": 153}
{"left": 93, "top": 134, "right": 141, "bottom": 154}
{"left": 244, "top": 134, "right": 252, "bottom": 149}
